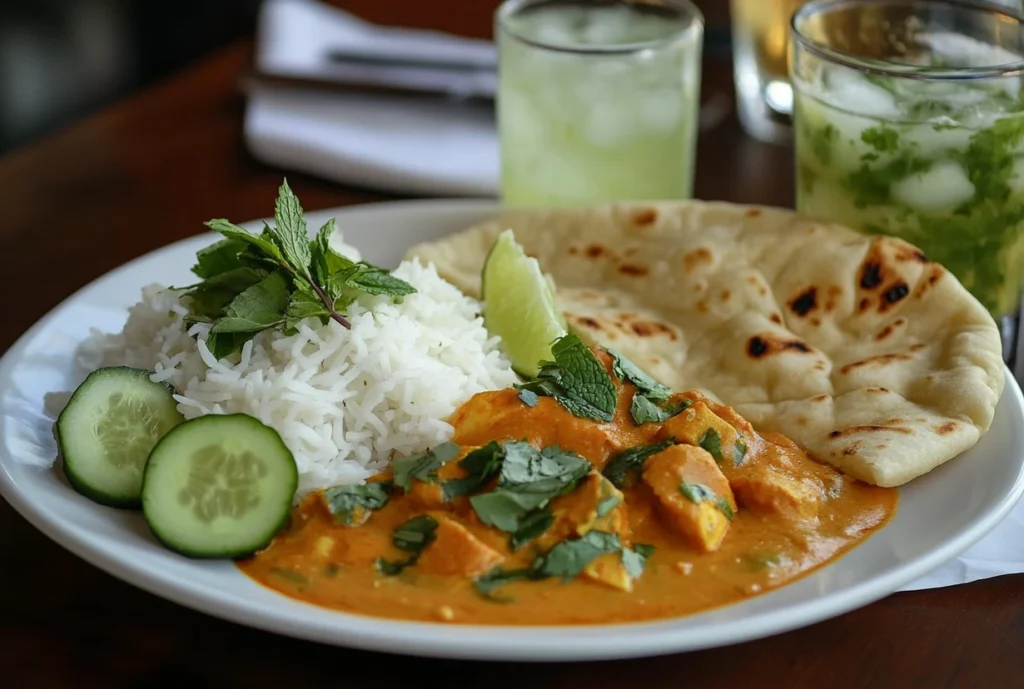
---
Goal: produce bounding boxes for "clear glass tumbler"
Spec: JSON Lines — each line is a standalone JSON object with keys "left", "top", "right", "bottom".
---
{"left": 496, "top": 0, "right": 704, "bottom": 206}
{"left": 730, "top": 0, "right": 808, "bottom": 144}
{"left": 791, "top": 0, "right": 1024, "bottom": 359}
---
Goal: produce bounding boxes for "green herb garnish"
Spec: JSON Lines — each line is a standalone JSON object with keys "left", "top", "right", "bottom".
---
{"left": 602, "top": 438, "right": 674, "bottom": 488}
{"left": 607, "top": 348, "right": 671, "bottom": 399}
{"left": 376, "top": 514, "right": 439, "bottom": 576}
{"left": 473, "top": 566, "right": 537, "bottom": 602}
{"left": 620, "top": 546, "right": 649, "bottom": 578}
{"left": 680, "top": 482, "right": 733, "bottom": 520}
{"left": 629, "top": 395, "right": 687, "bottom": 425}
{"left": 734, "top": 437, "right": 748, "bottom": 467}
{"left": 534, "top": 531, "right": 623, "bottom": 582}
{"left": 440, "top": 441, "right": 503, "bottom": 501}
{"left": 861, "top": 125, "right": 900, "bottom": 154}
{"left": 270, "top": 568, "right": 310, "bottom": 586}
{"left": 509, "top": 507, "right": 555, "bottom": 551}
{"left": 517, "top": 388, "right": 539, "bottom": 407}
{"left": 392, "top": 441, "right": 460, "bottom": 492}
{"left": 699, "top": 428, "right": 724, "bottom": 463}
{"left": 322, "top": 482, "right": 390, "bottom": 526}
{"left": 517, "top": 334, "right": 617, "bottom": 423}
{"left": 595, "top": 494, "right": 622, "bottom": 518}
{"left": 186, "top": 180, "right": 415, "bottom": 358}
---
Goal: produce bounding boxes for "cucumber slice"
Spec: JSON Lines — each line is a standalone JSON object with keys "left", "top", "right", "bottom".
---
{"left": 56, "top": 367, "right": 184, "bottom": 508}
{"left": 141, "top": 414, "right": 297, "bottom": 559}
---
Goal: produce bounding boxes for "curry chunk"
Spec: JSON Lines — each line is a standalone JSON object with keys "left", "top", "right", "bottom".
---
{"left": 729, "top": 436, "right": 824, "bottom": 519}
{"left": 450, "top": 389, "right": 625, "bottom": 469}
{"left": 642, "top": 445, "right": 736, "bottom": 552}
{"left": 416, "top": 515, "right": 505, "bottom": 577}
{"left": 584, "top": 554, "right": 634, "bottom": 593}
{"left": 657, "top": 402, "right": 740, "bottom": 467}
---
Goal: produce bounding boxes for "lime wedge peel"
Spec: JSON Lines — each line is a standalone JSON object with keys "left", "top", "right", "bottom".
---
{"left": 481, "top": 229, "right": 568, "bottom": 378}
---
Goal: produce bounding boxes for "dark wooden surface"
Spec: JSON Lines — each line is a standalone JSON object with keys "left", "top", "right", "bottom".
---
{"left": 0, "top": 3, "right": 1020, "bottom": 687}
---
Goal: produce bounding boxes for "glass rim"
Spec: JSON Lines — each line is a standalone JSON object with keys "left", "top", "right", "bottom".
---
{"left": 791, "top": 0, "right": 1024, "bottom": 81}
{"left": 495, "top": 0, "right": 703, "bottom": 56}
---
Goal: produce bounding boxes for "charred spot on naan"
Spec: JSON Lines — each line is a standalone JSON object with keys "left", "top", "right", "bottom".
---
{"left": 789, "top": 287, "right": 817, "bottom": 317}
{"left": 875, "top": 318, "right": 908, "bottom": 341}
{"left": 630, "top": 207, "right": 658, "bottom": 228}
{"left": 839, "top": 349, "right": 924, "bottom": 375}
{"left": 682, "top": 247, "right": 714, "bottom": 273}
{"left": 935, "top": 421, "right": 959, "bottom": 435}
{"left": 567, "top": 312, "right": 680, "bottom": 342}
{"left": 618, "top": 263, "right": 649, "bottom": 277}
{"left": 746, "top": 334, "right": 814, "bottom": 359}
{"left": 828, "top": 424, "right": 913, "bottom": 439}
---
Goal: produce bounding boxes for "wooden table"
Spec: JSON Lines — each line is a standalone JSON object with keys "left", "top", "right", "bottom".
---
{"left": 1, "top": 6, "right": 1021, "bottom": 688}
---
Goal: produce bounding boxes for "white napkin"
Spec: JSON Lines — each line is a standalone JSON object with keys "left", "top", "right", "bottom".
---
{"left": 245, "top": 0, "right": 499, "bottom": 196}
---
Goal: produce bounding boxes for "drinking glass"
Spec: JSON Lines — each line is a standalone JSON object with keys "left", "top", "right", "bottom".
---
{"left": 791, "top": 0, "right": 1024, "bottom": 360}
{"left": 731, "top": 0, "right": 808, "bottom": 144}
{"left": 496, "top": 0, "right": 704, "bottom": 206}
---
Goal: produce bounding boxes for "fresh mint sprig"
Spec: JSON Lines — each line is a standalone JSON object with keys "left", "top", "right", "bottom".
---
{"left": 184, "top": 180, "right": 416, "bottom": 358}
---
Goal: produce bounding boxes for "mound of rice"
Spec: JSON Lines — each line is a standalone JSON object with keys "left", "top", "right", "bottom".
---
{"left": 76, "top": 252, "right": 517, "bottom": 497}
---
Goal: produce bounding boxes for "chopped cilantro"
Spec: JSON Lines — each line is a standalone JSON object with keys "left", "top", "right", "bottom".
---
{"left": 392, "top": 442, "right": 461, "bottom": 492}
{"left": 606, "top": 348, "right": 671, "bottom": 399}
{"left": 630, "top": 394, "right": 687, "bottom": 425}
{"left": 603, "top": 438, "right": 674, "bottom": 488}
{"left": 322, "top": 482, "right": 390, "bottom": 526}
{"left": 376, "top": 515, "right": 439, "bottom": 576}
{"left": 441, "top": 441, "right": 503, "bottom": 501}
{"left": 699, "top": 428, "right": 724, "bottom": 463}
{"left": 517, "top": 388, "right": 539, "bottom": 407}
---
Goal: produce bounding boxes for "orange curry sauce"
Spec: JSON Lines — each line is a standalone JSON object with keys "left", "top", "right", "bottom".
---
{"left": 238, "top": 350, "right": 897, "bottom": 625}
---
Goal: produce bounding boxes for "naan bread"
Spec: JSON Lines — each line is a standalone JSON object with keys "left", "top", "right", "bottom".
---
{"left": 408, "top": 202, "right": 1005, "bottom": 487}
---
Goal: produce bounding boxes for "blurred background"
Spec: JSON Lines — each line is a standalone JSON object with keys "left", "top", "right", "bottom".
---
{"left": 0, "top": 0, "right": 731, "bottom": 155}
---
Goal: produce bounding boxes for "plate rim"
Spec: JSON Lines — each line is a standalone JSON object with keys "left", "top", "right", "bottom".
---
{"left": 2, "top": 198, "right": 1023, "bottom": 662}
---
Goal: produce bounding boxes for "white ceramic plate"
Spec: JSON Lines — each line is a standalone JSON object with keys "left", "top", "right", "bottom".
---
{"left": 2, "top": 200, "right": 1023, "bottom": 662}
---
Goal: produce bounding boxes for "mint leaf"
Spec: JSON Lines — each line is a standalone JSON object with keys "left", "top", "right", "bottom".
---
{"left": 211, "top": 271, "right": 290, "bottom": 333}
{"left": 204, "top": 331, "right": 257, "bottom": 360}
{"left": 699, "top": 428, "right": 724, "bottom": 463}
{"left": 285, "top": 289, "right": 330, "bottom": 331}
{"left": 603, "top": 439, "right": 673, "bottom": 488}
{"left": 526, "top": 335, "right": 617, "bottom": 423}
{"left": 534, "top": 531, "right": 622, "bottom": 582}
{"left": 192, "top": 238, "right": 248, "bottom": 279}
{"left": 185, "top": 267, "right": 267, "bottom": 320}
{"left": 343, "top": 264, "right": 416, "bottom": 301}
{"left": 273, "top": 179, "right": 312, "bottom": 274}
{"left": 630, "top": 395, "right": 686, "bottom": 425}
{"left": 392, "top": 442, "right": 461, "bottom": 492}
{"left": 861, "top": 126, "right": 900, "bottom": 153}
{"left": 441, "top": 441, "right": 504, "bottom": 501}
{"left": 322, "top": 482, "right": 390, "bottom": 526}
{"left": 205, "top": 218, "right": 285, "bottom": 264}
{"left": 607, "top": 348, "right": 671, "bottom": 400}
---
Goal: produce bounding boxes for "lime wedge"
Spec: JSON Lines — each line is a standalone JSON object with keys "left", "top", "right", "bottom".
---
{"left": 482, "top": 229, "right": 567, "bottom": 378}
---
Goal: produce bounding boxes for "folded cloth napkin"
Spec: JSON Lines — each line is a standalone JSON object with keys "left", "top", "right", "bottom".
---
{"left": 245, "top": 0, "right": 499, "bottom": 196}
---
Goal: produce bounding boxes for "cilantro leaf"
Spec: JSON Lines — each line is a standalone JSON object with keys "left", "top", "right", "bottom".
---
{"left": 210, "top": 271, "right": 290, "bottom": 333}
{"left": 473, "top": 566, "right": 536, "bottom": 602}
{"left": 534, "top": 531, "right": 622, "bottom": 582}
{"left": 621, "top": 546, "right": 648, "bottom": 578}
{"left": 191, "top": 238, "right": 248, "bottom": 279}
{"left": 603, "top": 439, "right": 674, "bottom": 488}
{"left": 510, "top": 507, "right": 554, "bottom": 551}
{"left": 607, "top": 348, "right": 671, "bottom": 399}
{"left": 716, "top": 497, "right": 735, "bottom": 521}
{"left": 635, "top": 543, "right": 655, "bottom": 559}
{"left": 469, "top": 491, "right": 549, "bottom": 532}
{"left": 377, "top": 514, "right": 439, "bottom": 576}
{"left": 273, "top": 180, "right": 312, "bottom": 274}
{"left": 734, "top": 437, "right": 748, "bottom": 467}
{"left": 699, "top": 428, "right": 724, "bottom": 463}
{"left": 595, "top": 494, "right": 622, "bottom": 518}
{"left": 630, "top": 395, "right": 687, "bottom": 425}
{"left": 679, "top": 482, "right": 717, "bottom": 504}
{"left": 441, "top": 441, "right": 503, "bottom": 501}
{"left": 392, "top": 442, "right": 460, "bottom": 492}
{"left": 518, "top": 388, "right": 539, "bottom": 407}
{"left": 322, "top": 482, "right": 390, "bottom": 526}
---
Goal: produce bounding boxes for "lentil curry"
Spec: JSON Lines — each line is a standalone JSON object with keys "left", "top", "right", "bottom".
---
{"left": 239, "top": 346, "right": 896, "bottom": 625}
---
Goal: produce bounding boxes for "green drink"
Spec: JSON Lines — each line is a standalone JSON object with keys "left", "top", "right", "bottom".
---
{"left": 496, "top": 0, "right": 703, "bottom": 206}
{"left": 791, "top": 0, "right": 1024, "bottom": 322}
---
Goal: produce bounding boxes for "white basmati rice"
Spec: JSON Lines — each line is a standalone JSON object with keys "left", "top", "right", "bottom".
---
{"left": 74, "top": 257, "right": 516, "bottom": 497}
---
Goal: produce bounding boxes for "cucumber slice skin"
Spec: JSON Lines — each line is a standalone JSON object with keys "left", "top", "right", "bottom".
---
{"left": 141, "top": 414, "right": 298, "bottom": 559}
{"left": 56, "top": 367, "right": 183, "bottom": 509}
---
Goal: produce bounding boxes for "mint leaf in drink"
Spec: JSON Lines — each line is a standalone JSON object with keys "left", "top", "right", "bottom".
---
{"left": 603, "top": 439, "right": 673, "bottom": 488}
{"left": 861, "top": 126, "right": 900, "bottom": 153}
{"left": 322, "top": 482, "right": 390, "bottom": 526}
{"left": 810, "top": 123, "right": 837, "bottom": 165}
{"left": 607, "top": 348, "right": 671, "bottom": 399}
{"left": 273, "top": 180, "right": 312, "bottom": 274}
{"left": 211, "top": 271, "right": 290, "bottom": 333}
{"left": 844, "top": 154, "right": 933, "bottom": 208}
{"left": 191, "top": 238, "right": 248, "bottom": 279}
